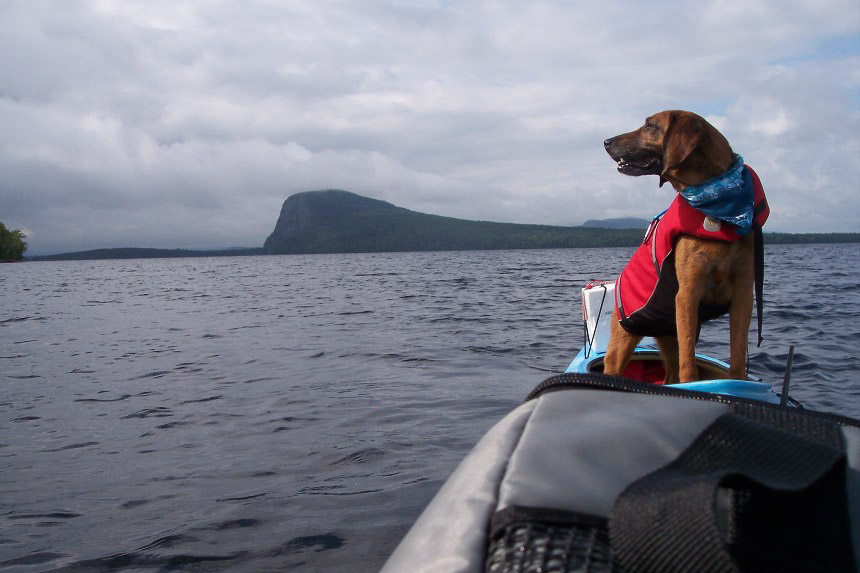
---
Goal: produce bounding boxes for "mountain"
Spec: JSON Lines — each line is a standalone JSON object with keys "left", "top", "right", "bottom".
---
{"left": 262, "top": 190, "right": 644, "bottom": 254}
{"left": 581, "top": 217, "right": 651, "bottom": 229}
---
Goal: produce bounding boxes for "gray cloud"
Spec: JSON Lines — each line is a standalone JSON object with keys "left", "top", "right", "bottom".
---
{"left": 1, "top": 0, "right": 858, "bottom": 254}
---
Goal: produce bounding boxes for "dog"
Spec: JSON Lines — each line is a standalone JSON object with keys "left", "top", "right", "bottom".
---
{"left": 602, "top": 110, "right": 768, "bottom": 383}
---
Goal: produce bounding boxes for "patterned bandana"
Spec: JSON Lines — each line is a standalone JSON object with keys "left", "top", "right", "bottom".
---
{"left": 679, "top": 154, "right": 754, "bottom": 235}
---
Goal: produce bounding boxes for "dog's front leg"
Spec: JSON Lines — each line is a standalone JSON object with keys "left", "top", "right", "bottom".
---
{"left": 674, "top": 294, "right": 700, "bottom": 382}
{"left": 674, "top": 242, "right": 708, "bottom": 382}
{"left": 727, "top": 238, "right": 756, "bottom": 380}
{"left": 728, "top": 282, "right": 754, "bottom": 380}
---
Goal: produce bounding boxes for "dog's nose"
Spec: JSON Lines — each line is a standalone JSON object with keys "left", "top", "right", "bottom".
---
{"left": 604, "top": 138, "right": 614, "bottom": 150}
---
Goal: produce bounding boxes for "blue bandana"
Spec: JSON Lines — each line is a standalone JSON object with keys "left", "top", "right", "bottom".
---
{"left": 679, "top": 154, "right": 754, "bottom": 235}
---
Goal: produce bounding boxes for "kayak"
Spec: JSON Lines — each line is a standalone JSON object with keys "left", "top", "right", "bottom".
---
{"left": 381, "top": 285, "right": 860, "bottom": 573}
{"left": 570, "top": 279, "right": 786, "bottom": 404}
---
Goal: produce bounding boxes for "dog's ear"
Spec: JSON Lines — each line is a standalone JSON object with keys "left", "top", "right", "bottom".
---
{"left": 660, "top": 113, "right": 703, "bottom": 187}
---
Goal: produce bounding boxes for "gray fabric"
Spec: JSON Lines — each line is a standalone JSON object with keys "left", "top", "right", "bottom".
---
{"left": 381, "top": 401, "right": 536, "bottom": 573}
{"left": 497, "top": 390, "right": 729, "bottom": 516}
{"left": 842, "top": 424, "right": 860, "bottom": 565}
{"left": 383, "top": 386, "right": 860, "bottom": 572}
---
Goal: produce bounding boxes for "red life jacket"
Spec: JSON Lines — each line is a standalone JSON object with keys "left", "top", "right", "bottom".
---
{"left": 615, "top": 166, "right": 769, "bottom": 337}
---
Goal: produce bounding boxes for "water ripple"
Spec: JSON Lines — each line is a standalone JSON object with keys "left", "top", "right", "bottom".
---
{"left": 1, "top": 246, "right": 859, "bottom": 571}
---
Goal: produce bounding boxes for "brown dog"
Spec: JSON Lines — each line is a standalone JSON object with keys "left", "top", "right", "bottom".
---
{"left": 602, "top": 110, "right": 760, "bottom": 383}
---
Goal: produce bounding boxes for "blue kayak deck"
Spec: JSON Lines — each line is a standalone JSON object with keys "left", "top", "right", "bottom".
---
{"left": 565, "top": 344, "right": 780, "bottom": 403}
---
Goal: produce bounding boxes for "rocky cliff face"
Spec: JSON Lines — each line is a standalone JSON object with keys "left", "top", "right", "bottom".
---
{"left": 263, "top": 190, "right": 399, "bottom": 254}
{"left": 262, "top": 189, "right": 648, "bottom": 255}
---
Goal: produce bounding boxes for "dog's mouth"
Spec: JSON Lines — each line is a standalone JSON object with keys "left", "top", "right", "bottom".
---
{"left": 615, "top": 155, "right": 662, "bottom": 177}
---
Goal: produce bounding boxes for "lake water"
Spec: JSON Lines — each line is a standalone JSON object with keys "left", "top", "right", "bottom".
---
{"left": 2, "top": 245, "right": 859, "bottom": 571}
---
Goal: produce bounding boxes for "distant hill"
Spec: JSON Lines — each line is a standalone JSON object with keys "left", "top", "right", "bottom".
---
{"left": 262, "top": 190, "right": 644, "bottom": 254}
{"left": 29, "top": 247, "right": 264, "bottom": 262}
{"left": 581, "top": 217, "right": 650, "bottom": 229}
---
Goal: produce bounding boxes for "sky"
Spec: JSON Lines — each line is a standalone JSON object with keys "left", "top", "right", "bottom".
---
{"left": 1, "top": 1, "right": 858, "bottom": 255}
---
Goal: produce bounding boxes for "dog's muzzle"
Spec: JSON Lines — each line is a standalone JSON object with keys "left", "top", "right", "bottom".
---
{"left": 604, "top": 137, "right": 663, "bottom": 177}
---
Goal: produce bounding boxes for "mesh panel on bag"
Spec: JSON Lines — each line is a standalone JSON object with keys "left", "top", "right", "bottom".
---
{"left": 486, "top": 520, "right": 620, "bottom": 573}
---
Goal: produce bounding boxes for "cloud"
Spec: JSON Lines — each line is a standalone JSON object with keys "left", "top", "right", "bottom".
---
{"left": 0, "top": 0, "right": 858, "bottom": 254}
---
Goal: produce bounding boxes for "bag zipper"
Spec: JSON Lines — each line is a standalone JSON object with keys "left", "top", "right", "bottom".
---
{"left": 526, "top": 373, "right": 860, "bottom": 429}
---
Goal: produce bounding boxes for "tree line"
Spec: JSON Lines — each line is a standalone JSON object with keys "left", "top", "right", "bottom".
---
{"left": 0, "top": 222, "right": 27, "bottom": 261}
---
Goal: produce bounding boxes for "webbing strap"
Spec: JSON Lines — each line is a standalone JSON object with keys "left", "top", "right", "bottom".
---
{"left": 608, "top": 413, "right": 854, "bottom": 572}
{"left": 753, "top": 218, "right": 765, "bottom": 347}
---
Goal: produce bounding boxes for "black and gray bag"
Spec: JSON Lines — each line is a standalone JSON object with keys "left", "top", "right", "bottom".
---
{"left": 382, "top": 373, "right": 860, "bottom": 572}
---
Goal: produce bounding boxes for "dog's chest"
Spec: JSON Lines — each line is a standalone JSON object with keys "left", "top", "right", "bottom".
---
{"left": 681, "top": 236, "right": 754, "bottom": 307}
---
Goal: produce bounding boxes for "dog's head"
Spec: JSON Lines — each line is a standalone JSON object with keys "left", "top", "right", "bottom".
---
{"left": 603, "top": 110, "right": 734, "bottom": 190}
